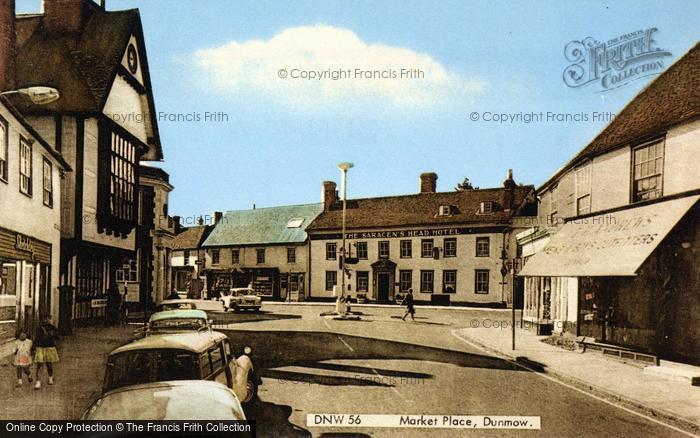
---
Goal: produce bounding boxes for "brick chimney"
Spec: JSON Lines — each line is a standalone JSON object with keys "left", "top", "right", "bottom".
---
{"left": 322, "top": 181, "right": 338, "bottom": 211}
{"left": 42, "top": 0, "right": 97, "bottom": 34}
{"left": 502, "top": 169, "right": 516, "bottom": 211}
{"left": 213, "top": 211, "right": 223, "bottom": 225}
{"left": 419, "top": 172, "right": 438, "bottom": 193}
{"left": 0, "top": 0, "right": 16, "bottom": 91}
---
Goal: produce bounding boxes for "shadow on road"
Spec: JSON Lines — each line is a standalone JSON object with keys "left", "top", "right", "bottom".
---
{"left": 255, "top": 400, "right": 312, "bottom": 438}
{"left": 210, "top": 312, "right": 303, "bottom": 325}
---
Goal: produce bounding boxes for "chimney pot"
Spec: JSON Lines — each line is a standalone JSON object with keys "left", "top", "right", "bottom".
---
{"left": 503, "top": 169, "right": 516, "bottom": 211}
{"left": 322, "top": 181, "right": 338, "bottom": 211}
{"left": 419, "top": 172, "right": 438, "bottom": 193}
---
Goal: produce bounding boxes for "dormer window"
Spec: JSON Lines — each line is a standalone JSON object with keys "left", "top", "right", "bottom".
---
{"left": 438, "top": 205, "right": 453, "bottom": 216}
{"left": 287, "top": 218, "right": 304, "bottom": 228}
{"left": 479, "top": 201, "right": 494, "bottom": 214}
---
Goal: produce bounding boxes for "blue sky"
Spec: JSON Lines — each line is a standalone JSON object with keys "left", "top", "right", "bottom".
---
{"left": 18, "top": 1, "right": 700, "bottom": 219}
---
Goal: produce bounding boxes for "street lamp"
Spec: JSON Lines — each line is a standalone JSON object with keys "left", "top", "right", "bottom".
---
{"left": 337, "top": 162, "right": 353, "bottom": 312}
{"left": 1, "top": 87, "right": 60, "bottom": 105}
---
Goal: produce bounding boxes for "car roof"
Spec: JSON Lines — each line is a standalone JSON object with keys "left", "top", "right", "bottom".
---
{"left": 87, "top": 380, "right": 245, "bottom": 420}
{"left": 149, "top": 309, "right": 207, "bottom": 322}
{"left": 109, "top": 331, "right": 228, "bottom": 355}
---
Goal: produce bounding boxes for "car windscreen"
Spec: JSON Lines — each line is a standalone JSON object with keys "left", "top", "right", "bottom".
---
{"left": 150, "top": 318, "right": 206, "bottom": 331}
{"left": 104, "top": 350, "right": 198, "bottom": 392}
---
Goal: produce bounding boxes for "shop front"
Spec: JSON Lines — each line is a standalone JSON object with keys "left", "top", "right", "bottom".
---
{"left": 0, "top": 227, "right": 52, "bottom": 340}
{"left": 520, "top": 194, "right": 700, "bottom": 364}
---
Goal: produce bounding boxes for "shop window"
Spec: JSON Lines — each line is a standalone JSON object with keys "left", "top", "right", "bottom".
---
{"left": 0, "top": 115, "right": 7, "bottom": 183}
{"left": 0, "top": 263, "right": 17, "bottom": 296}
{"left": 325, "top": 271, "right": 337, "bottom": 291}
{"left": 399, "top": 270, "right": 412, "bottom": 292}
{"left": 443, "top": 270, "right": 457, "bottom": 293}
{"left": 632, "top": 139, "right": 664, "bottom": 202}
{"left": 19, "top": 136, "right": 32, "bottom": 196}
{"left": 475, "top": 270, "right": 489, "bottom": 294}
{"left": 287, "top": 247, "right": 296, "bottom": 263}
{"left": 116, "top": 259, "right": 138, "bottom": 283}
{"left": 356, "top": 271, "right": 369, "bottom": 293}
{"left": 476, "top": 237, "right": 490, "bottom": 257}
{"left": 326, "top": 243, "right": 337, "bottom": 260}
{"left": 42, "top": 158, "right": 53, "bottom": 207}
{"left": 444, "top": 238, "right": 457, "bottom": 257}
{"left": 356, "top": 242, "right": 368, "bottom": 259}
{"left": 211, "top": 250, "right": 220, "bottom": 265}
{"left": 421, "top": 239, "right": 434, "bottom": 258}
{"left": 256, "top": 248, "right": 265, "bottom": 264}
{"left": 76, "top": 255, "right": 105, "bottom": 299}
{"left": 575, "top": 163, "right": 591, "bottom": 215}
{"left": 231, "top": 249, "right": 239, "bottom": 264}
{"left": 400, "top": 240, "right": 412, "bottom": 258}
{"left": 420, "top": 270, "right": 434, "bottom": 294}
{"left": 378, "top": 241, "right": 390, "bottom": 258}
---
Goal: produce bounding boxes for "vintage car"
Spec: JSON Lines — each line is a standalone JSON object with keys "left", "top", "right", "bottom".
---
{"left": 133, "top": 309, "right": 210, "bottom": 339}
{"left": 155, "top": 298, "right": 225, "bottom": 313}
{"left": 103, "top": 331, "right": 260, "bottom": 415}
{"left": 83, "top": 380, "right": 247, "bottom": 421}
{"left": 221, "top": 288, "right": 262, "bottom": 312}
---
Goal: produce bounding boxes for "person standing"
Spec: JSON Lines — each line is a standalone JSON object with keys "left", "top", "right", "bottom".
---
{"left": 14, "top": 332, "right": 33, "bottom": 386}
{"left": 34, "top": 316, "right": 60, "bottom": 389}
{"left": 401, "top": 288, "right": 415, "bottom": 321}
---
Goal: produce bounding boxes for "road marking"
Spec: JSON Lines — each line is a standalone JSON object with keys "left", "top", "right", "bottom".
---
{"left": 450, "top": 329, "right": 698, "bottom": 438}
{"left": 322, "top": 318, "right": 332, "bottom": 330}
{"left": 337, "top": 336, "right": 355, "bottom": 352}
{"left": 366, "top": 363, "right": 410, "bottom": 403}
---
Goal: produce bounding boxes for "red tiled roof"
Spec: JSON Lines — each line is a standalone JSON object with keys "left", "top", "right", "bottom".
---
{"left": 307, "top": 185, "right": 535, "bottom": 231}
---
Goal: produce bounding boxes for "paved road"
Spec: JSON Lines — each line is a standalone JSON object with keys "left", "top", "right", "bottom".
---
{"left": 218, "top": 303, "right": 692, "bottom": 438}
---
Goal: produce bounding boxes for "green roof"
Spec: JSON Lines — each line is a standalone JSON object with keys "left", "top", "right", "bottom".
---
{"left": 202, "top": 203, "right": 323, "bottom": 247}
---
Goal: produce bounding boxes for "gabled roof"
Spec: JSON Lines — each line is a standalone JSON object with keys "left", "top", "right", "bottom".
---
{"left": 202, "top": 203, "right": 323, "bottom": 247}
{"left": 13, "top": 7, "right": 163, "bottom": 159}
{"left": 541, "top": 41, "right": 700, "bottom": 190}
{"left": 307, "top": 186, "right": 535, "bottom": 232}
{"left": 171, "top": 225, "right": 213, "bottom": 251}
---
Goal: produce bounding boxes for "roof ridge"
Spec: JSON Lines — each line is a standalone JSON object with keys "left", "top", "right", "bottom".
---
{"left": 223, "top": 202, "right": 322, "bottom": 214}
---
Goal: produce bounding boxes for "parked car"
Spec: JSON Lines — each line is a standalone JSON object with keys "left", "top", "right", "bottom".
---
{"left": 133, "top": 309, "right": 210, "bottom": 339}
{"left": 155, "top": 298, "right": 225, "bottom": 313}
{"left": 83, "top": 380, "right": 247, "bottom": 421}
{"left": 221, "top": 288, "right": 262, "bottom": 312}
{"left": 103, "top": 331, "right": 260, "bottom": 415}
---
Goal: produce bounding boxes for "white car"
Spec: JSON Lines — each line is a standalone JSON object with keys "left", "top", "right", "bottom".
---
{"left": 83, "top": 380, "right": 247, "bottom": 420}
{"left": 221, "top": 288, "right": 262, "bottom": 312}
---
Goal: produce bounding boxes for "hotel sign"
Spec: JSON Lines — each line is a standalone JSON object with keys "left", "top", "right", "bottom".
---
{"left": 311, "top": 226, "right": 505, "bottom": 241}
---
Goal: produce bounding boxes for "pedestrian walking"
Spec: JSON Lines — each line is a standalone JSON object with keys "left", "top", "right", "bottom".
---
{"left": 33, "top": 316, "right": 60, "bottom": 389}
{"left": 401, "top": 288, "right": 415, "bottom": 321}
{"left": 14, "top": 332, "right": 33, "bottom": 386}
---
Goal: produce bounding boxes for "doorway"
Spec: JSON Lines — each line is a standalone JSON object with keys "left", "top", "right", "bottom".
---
{"left": 377, "top": 274, "right": 390, "bottom": 302}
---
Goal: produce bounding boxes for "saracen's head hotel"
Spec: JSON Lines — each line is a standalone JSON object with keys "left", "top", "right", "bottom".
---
{"left": 306, "top": 171, "right": 537, "bottom": 306}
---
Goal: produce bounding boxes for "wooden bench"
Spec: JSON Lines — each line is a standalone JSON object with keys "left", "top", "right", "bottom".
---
{"left": 576, "top": 336, "right": 658, "bottom": 365}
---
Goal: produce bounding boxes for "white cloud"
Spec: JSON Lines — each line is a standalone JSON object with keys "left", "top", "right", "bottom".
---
{"left": 192, "top": 24, "right": 487, "bottom": 111}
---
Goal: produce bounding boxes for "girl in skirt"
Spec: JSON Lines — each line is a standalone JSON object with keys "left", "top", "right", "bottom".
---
{"left": 14, "top": 332, "right": 33, "bottom": 386}
{"left": 34, "top": 316, "right": 60, "bottom": 389}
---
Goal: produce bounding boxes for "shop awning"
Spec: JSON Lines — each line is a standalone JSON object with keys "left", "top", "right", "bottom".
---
{"left": 519, "top": 195, "right": 699, "bottom": 277}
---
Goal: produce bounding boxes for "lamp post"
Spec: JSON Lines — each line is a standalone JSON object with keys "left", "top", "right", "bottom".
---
{"left": 337, "top": 162, "right": 353, "bottom": 311}
{"left": 1, "top": 87, "right": 60, "bottom": 105}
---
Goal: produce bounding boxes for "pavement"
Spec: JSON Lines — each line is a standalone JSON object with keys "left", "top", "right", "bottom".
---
{"left": 0, "top": 325, "right": 133, "bottom": 420}
{"left": 454, "top": 320, "right": 700, "bottom": 435}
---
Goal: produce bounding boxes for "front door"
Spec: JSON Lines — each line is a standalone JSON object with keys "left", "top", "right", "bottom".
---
{"left": 377, "top": 274, "right": 390, "bottom": 302}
